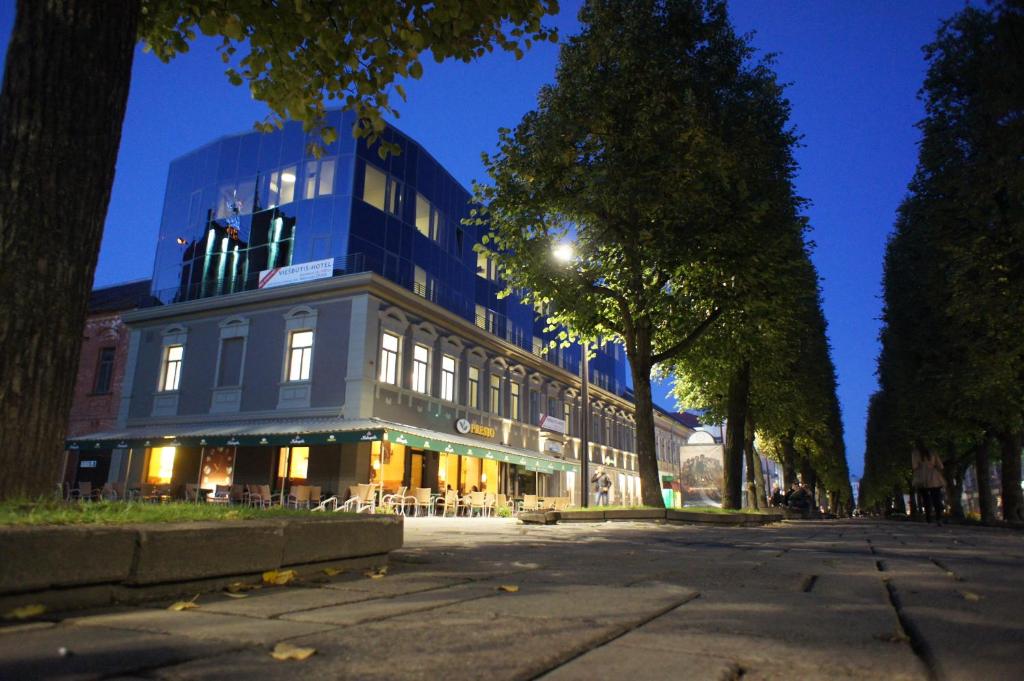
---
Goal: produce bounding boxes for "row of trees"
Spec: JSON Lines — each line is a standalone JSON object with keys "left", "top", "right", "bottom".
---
{"left": 861, "top": 1, "right": 1023, "bottom": 522}
{"left": 474, "top": 0, "right": 850, "bottom": 509}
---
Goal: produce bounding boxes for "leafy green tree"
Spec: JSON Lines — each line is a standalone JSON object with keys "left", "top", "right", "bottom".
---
{"left": 0, "top": 0, "right": 557, "bottom": 500}
{"left": 472, "top": 0, "right": 801, "bottom": 507}
{"left": 865, "top": 1, "right": 1023, "bottom": 521}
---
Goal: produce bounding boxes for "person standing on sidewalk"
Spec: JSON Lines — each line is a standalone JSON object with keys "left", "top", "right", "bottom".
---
{"left": 592, "top": 467, "right": 612, "bottom": 506}
{"left": 912, "top": 446, "right": 946, "bottom": 525}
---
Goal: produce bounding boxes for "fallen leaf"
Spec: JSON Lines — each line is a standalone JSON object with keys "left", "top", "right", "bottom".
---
{"left": 3, "top": 604, "right": 46, "bottom": 620}
{"left": 960, "top": 590, "right": 981, "bottom": 602}
{"left": 322, "top": 567, "right": 344, "bottom": 577}
{"left": 497, "top": 584, "right": 520, "bottom": 593}
{"left": 262, "top": 569, "right": 297, "bottom": 586}
{"left": 222, "top": 591, "right": 249, "bottom": 599}
{"left": 363, "top": 565, "right": 388, "bottom": 579}
{"left": 226, "top": 581, "right": 261, "bottom": 594}
{"left": 167, "top": 599, "right": 199, "bottom": 611}
{"left": 271, "top": 642, "right": 317, "bottom": 661}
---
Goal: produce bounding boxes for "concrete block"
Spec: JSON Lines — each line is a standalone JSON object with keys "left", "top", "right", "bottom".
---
{"left": 279, "top": 515, "right": 402, "bottom": 565}
{"left": 605, "top": 509, "right": 667, "bottom": 521}
{"left": 0, "top": 525, "right": 136, "bottom": 594}
{"left": 518, "top": 511, "right": 559, "bottom": 524}
{"left": 127, "top": 522, "right": 284, "bottom": 585}
{"left": 558, "top": 511, "right": 605, "bottom": 522}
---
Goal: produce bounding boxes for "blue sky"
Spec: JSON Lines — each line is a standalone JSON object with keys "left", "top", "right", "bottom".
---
{"left": 0, "top": 1, "right": 970, "bottom": 478}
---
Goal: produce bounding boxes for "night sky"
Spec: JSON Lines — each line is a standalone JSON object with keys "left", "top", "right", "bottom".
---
{"left": 0, "top": 1, "right": 972, "bottom": 478}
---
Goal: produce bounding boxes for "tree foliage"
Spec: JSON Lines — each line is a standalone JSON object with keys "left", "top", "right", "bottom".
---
{"left": 138, "top": 0, "right": 559, "bottom": 155}
{"left": 862, "top": 1, "right": 1023, "bottom": 520}
{"left": 473, "top": 0, "right": 809, "bottom": 506}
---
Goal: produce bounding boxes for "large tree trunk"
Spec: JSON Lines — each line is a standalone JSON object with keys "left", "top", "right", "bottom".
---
{"left": 0, "top": 0, "right": 140, "bottom": 500}
{"left": 722, "top": 361, "right": 749, "bottom": 509}
{"left": 780, "top": 431, "right": 797, "bottom": 487}
{"left": 975, "top": 435, "right": 996, "bottom": 523}
{"left": 743, "top": 412, "right": 759, "bottom": 509}
{"left": 997, "top": 429, "right": 1023, "bottom": 523}
{"left": 944, "top": 453, "right": 966, "bottom": 521}
{"left": 628, "top": 344, "right": 664, "bottom": 508}
{"left": 892, "top": 485, "right": 906, "bottom": 515}
{"left": 799, "top": 457, "right": 816, "bottom": 509}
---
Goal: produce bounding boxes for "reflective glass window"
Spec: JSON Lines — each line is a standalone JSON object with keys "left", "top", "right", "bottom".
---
{"left": 363, "top": 164, "right": 387, "bottom": 211}
{"left": 415, "top": 193, "right": 430, "bottom": 237}
{"left": 388, "top": 177, "right": 402, "bottom": 215}
{"left": 93, "top": 347, "right": 115, "bottom": 394}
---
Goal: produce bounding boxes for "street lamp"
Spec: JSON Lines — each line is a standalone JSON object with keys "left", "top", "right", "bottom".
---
{"left": 551, "top": 242, "right": 589, "bottom": 508}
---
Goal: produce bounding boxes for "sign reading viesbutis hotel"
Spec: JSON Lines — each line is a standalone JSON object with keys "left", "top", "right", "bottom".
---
{"left": 259, "top": 258, "right": 334, "bottom": 289}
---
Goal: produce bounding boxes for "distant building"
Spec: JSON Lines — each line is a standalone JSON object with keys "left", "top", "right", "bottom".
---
{"left": 64, "top": 279, "right": 151, "bottom": 487}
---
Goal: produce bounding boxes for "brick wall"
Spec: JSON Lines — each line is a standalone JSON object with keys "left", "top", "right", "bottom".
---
{"left": 67, "top": 312, "right": 131, "bottom": 437}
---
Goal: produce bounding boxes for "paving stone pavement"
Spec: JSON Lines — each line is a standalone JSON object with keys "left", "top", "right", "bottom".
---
{"left": 1, "top": 518, "right": 1021, "bottom": 680}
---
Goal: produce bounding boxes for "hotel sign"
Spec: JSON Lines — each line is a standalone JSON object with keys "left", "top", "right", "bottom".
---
{"left": 258, "top": 257, "right": 334, "bottom": 289}
{"left": 539, "top": 414, "right": 566, "bottom": 434}
{"left": 454, "top": 418, "right": 496, "bottom": 439}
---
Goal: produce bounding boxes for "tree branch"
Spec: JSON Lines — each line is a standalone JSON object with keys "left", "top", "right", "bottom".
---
{"left": 650, "top": 306, "right": 724, "bottom": 365}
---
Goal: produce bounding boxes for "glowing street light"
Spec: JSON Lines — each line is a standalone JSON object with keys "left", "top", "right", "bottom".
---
{"left": 552, "top": 243, "right": 574, "bottom": 263}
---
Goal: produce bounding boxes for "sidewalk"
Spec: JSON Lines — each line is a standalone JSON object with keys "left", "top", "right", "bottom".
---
{"left": 2, "top": 518, "right": 1021, "bottom": 680}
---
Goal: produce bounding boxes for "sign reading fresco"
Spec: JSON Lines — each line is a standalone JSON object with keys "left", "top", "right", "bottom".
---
{"left": 454, "top": 418, "right": 496, "bottom": 439}
{"left": 258, "top": 257, "right": 334, "bottom": 289}
{"left": 539, "top": 414, "right": 566, "bottom": 434}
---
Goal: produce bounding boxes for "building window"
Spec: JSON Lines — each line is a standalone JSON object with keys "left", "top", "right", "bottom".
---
{"left": 510, "top": 382, "right": 521, "bottom": 421}
{"left": 490, "top": 375, "right": 501, "bottom": 415}
{"left": 286, "top": 330, "right": 313, "bottom": 382}
{"left": 93, "top": 347, "right": 115, "bottom": 394}
{"left": 379, "top": 332, "right": 399, "bottom": 385}
{"left": 468, "top": 366, "right": 480, "bottom": 409}
{"left": 304, "top": 158, "right": 336, "bottom": 199}
{"left": 160, "top": 345, "right": 183, "bottom": 391}
{"left": 147, "top": 446, "right": 176, "bottom": 484}
{"left": 388, "top": 177, "right": 403, "bottom": 215}
{"left": 363, "top": 164, "right": 387, "bottom": 211}
{"left": 217, "top": 337, "right": 245, "bottom": 387}
{"left": 268, "top": 165, "right": 297, "bottom": 207}
{"left": 475, "top": 304, "right": 495, "bottom": 333}
{"left": 476, "top": 251, "right": 498, "bottom": 281}
{"left": 412, "top": 344, "right": 429, "bottom": 394}
{"left": 278, "top": 446, "right": 310, "bottom": 480}
{"left": 415, "top": 193, "right": 431, "bottom": 238}
{"left": 441, "top": 355, "right": 456, "bottom": 401}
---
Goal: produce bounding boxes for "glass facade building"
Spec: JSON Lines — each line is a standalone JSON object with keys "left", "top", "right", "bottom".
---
{"left": 150, "top": 111, "right": 628, "bottom": 396}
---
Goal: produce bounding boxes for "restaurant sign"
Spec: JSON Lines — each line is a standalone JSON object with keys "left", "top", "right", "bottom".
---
{"left": 258, "top": 257, "right": 334, "bottom": 289}
{"left": 384, "top": 429, "right": 576, "bottom": 472}
{"left": 539, "top": 414, "right": 566, "bottom": 434}
{"left": 454, "top": 418, "right": 496, "bottom": 439}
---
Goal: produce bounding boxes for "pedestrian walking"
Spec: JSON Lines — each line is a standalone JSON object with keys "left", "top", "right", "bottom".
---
{"left": 591, "top": 467, "right": 612, "bottom": 506}
{"left": 912, "top": 446, "right": 946, "bottom": 525}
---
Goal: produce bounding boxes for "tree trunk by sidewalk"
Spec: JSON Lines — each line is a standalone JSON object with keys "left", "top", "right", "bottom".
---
{"left": 781, "top": 432, "right": 797, "bottom": 486}
{"left": 944, "top": 454, "right": 966, "bottom": 520}
{"left": 0, "top": 0, "right": 141, "bottom": 500}
{"left": 997, "top": 429, "right": 1023, "bottom": 522}
{"left": 722, "top": 361, "right": 750, "bottom": 509}
{"left": 743, "top": 412, "right": 760, "bottom": 509}
{"left": 627, "top": 341, "right": 665, "bottom": 508}
{"left": 799, "top": 458, "right": 816, "bottom": 509}
{"left": 975, "top": 436, "right": 996, "bottom": 523}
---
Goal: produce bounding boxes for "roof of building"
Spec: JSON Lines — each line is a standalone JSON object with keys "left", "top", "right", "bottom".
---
{"left": 89, "top": 279, "right": 152, "bottom": 314}
{"left": 670, "top": 411, "right": 703, "bottom": 429}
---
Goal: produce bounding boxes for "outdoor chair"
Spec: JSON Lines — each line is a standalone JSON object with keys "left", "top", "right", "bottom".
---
{"left": 286, "top": 485, "right": 311, "bottom": 509}
{"left": 520, "top": 494, "right": 540, "bottom": 512}
{"left": 553, "top": 496, "right": 571, "bottom": 511}
{"left": 70, "top": 481, "right": 94, "bottom": 501}
{"left": 410, "top": 487, "right": 433, "bottom": 516}
{"left": 496, "top": 493, "right": 516, "bottom": 516}
{"left": 435, "top": 489, "right": 459, "bottom": 517}
{"left": 208, "top": 484, "right": 231, "bottom": 504}
{"left": 467, "top": 491, "right": 489, "bottom": 517}
{"left": 229, "top": 484, "right": 246, "bottom": 505}
{"left": 483, "top": 492, "right": 496, "bottom": 516}
{"left": 248, "top": 484, "right": 274, "bottom": 508}
{"left": 185, "top": 483, "right": 202, "bottom": 502}
{"left": 381, "top": 486, "right": 415, "bottom": 515}
{"left": 98, "top": 482, "right": 120, "bottom": 501}
{"left": 307, "top": 485, "right": 322, "bottom": 505}
{"left": 340, "top": 483, "right": 376, "bottom": 513}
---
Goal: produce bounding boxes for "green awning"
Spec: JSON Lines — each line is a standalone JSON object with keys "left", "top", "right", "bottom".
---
{"left": 66, "top": 418, "right": 385, "bottom": 450}
{"left": 383, "top": 429, "right": 577, "bottom": 473}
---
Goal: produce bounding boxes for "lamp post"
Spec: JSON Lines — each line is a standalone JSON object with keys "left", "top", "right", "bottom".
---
{"left": 553, "top": 243, "right": 589, "bottom": 508}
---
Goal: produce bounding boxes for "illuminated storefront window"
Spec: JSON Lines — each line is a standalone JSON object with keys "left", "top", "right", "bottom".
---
{"left": 277, "top": 446, "right": 309, "bottom": 480}
{"left": 147, "top": 446, "right": 176, "bottom": 484}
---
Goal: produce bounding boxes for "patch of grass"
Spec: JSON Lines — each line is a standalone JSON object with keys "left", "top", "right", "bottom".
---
{"left": 561, "top": 505, "right": 664, "bottom": 512}
{"left": 0, "top": 500, "right": 337, "bottom": 526}
{"left": 677, "top": 505, "right": 772, "bottom": 515}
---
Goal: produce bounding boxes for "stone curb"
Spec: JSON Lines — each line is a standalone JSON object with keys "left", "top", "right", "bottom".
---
{"left": 519, "top": 509, "right": 782, "bottom": 526}
{"left": 0, "top": 515, "right": 402, "bottom": 608}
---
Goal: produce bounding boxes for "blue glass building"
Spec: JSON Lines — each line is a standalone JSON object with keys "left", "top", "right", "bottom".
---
{"left": 150, "top": 111, "right": 628, "bottom": 394}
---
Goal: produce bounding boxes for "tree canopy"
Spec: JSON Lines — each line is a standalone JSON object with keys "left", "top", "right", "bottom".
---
{"left": 861, "top": 1, "right": 1023, "bottom": 520}
{"left": 473, "top": 0, "right": 811, "bottom": 506}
